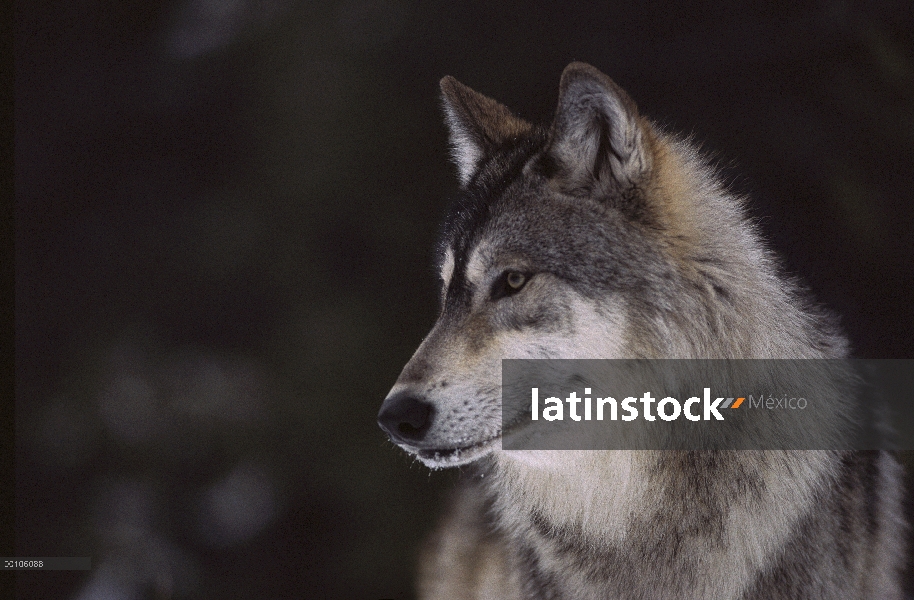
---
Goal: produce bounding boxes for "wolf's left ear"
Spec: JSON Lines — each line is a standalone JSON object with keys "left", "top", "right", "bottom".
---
{"left": 440, "top": 76, "right": 533, "bottom": 185}
{"left": 543, "top": 63, "right": 652, "bottom": 196}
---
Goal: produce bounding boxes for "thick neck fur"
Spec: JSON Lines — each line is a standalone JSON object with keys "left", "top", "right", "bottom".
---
{"left": 624, "top": 128, "right": 848, "bottom": 361}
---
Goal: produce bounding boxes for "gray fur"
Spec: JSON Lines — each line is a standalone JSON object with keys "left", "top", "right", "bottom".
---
{"left": 378, "top": 62, "right": 906, "bottom": 599}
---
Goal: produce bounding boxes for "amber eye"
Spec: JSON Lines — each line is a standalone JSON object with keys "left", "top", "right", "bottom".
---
{"left": 506, "top": 271, "right": 526, "bottom": 290}
{"left": 492, "top": 270, "right": 529, "bottom": 300}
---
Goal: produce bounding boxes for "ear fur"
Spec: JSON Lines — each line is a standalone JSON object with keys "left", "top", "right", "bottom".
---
{"left": 440, "top": 76, "right": 533, "bottom": 185}
{"left": 545, "top": 62, "right": 651, "bottom": 196}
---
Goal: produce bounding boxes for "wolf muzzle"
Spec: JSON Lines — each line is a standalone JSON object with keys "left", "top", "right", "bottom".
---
{"left": 377, "top": 392, "right": 436, "bottom": 446}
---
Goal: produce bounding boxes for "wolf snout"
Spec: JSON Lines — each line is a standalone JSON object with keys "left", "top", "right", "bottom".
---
{"left": 378, "top": 392, "right": 435, "bottom": 445}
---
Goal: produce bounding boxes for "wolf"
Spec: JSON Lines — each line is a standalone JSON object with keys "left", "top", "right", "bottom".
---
{"left": 377, "top": 62, "right": 906, "bottom": 599}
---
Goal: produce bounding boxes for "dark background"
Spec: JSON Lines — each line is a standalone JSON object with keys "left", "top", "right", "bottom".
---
{"left": 14, "top": 1, "right": 914, "bottom": 598}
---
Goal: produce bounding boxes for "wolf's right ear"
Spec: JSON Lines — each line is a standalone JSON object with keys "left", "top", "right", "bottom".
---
{"left": 440, "top": 76, "right": 533, "bottom": 185}
{"left": 543, "top": 63, "right": 652, "bottom": 197}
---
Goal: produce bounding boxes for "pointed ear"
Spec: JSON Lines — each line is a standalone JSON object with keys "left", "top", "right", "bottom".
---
{"left": 440, "top": 76, "right": 533, "bottom": 185}
{"left": 544, "top": 63, "right": 651, "bottom": 196}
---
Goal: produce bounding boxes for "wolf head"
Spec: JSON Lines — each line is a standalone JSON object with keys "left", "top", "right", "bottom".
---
{"left": 377, "top": 63, "right": 845, "bottom": 469}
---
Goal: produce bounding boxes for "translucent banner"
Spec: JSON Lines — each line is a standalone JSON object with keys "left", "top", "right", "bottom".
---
{"left": 501, "top": 360, "right": 914, "bottom": 450}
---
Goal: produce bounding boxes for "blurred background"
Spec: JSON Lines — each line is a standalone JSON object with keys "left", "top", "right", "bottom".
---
{"left": 14, "top": 0, "right": 914, "bottom": 598}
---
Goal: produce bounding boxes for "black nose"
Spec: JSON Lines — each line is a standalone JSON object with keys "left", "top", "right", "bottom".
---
{"left": 378, "top": 392, "right": 434, "bottom": 444}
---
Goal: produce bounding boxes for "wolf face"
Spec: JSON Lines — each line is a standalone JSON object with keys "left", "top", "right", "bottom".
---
{"left": 378, "top": 64, "right": 658, "bottom": 468}
{"left": 378, "top": 63, "right": 844, "bottom": 468}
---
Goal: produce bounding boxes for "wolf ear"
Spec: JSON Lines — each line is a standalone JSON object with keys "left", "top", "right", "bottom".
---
{"left": 440, "top": 76, "right": 533, "bottom": 185}
{"left": 544, "top": 63, "right": 651, "bottom": 197}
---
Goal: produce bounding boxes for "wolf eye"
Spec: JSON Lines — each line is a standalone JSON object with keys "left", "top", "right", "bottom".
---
{"left": 492, "top": 270, "right": 529, "bottom": 300}
{"left": 507, "top": 272, "right": 526, "bottom": 289}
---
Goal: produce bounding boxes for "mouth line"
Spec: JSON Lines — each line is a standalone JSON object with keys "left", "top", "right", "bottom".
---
{"left": 405, "top": 434, "right": 502, "bottom": 467}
